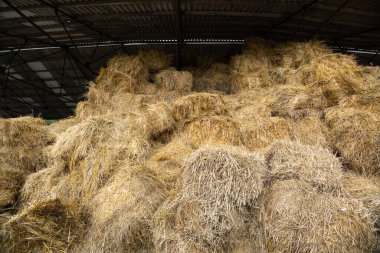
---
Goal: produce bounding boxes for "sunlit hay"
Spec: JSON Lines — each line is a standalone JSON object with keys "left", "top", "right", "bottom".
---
{"left": 172, "top": 93, "right": 231, "bottom": 122}
{"left": 182, "top": 146, "right": 267, "bottom": 250}
{"left": 289, "top": 115, "right": 331, "bottom": 148}
{"left": 95, "top": 54, "right": 148, "bottom": 94}
{"left": 181, "top": 116, "right": 244, "bottom": 148}
{"left": 262, "top": 179, "right": 376, "bottom": 253}
{"left": 1, "top": 199, "right": 84, "bottom": 253}
{"left": 325, "top": 107, "right": 380, "bottom": 175}
{"left": 193, "top": 63, "right": 231, "bottom": 93}
{"left": 339, "top": 91, "right": 380, "bottom": 114}
{"left": 0, "top": 166, "right": 25, "bottom": 210}
{"left": 230, "top": 53, "right": 277, "bottom": 92}
{"left": 154, "top": 69, "right": 193, "bottom": 92}
{"left": 76, "top": 166, "right": 166, "bottom": 253}
{"left": 48, "top": 117, "right": 78, "bottom": 136}
{"left": 138, "top": 50, "right": 172, "bottom": 72}
{"left": 240, "top": 114, "right": 292, "bottom": 152}
{"left": 343, "top": 172, "right": 380, "bottom": 225}
{"left": 266, "top": 140, "right": 344, "bottom": 195}
{"left": 148, "top": 136, "right": 194, "bottom": 188}
{"left": 0, "top": 116, "right": 54, "bottom": 173}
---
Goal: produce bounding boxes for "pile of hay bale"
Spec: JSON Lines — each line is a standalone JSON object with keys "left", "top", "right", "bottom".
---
{"left": 1, "top": 40, "right": 379, "bottom": 253}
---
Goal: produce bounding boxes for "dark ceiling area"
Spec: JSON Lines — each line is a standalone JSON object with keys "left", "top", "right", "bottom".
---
{"left": 0, "top": 0, "right": 379, "bottom": 119}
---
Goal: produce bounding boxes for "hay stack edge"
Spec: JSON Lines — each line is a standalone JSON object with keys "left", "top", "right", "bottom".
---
{"left": 1, "top": 40, "right": 379, "bottom": 253}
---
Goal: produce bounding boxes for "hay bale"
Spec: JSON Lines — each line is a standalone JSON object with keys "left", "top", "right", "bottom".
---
{"left": 262, "top": 179, "right": 376, "bottom": 253}
{"left": 0, "top": 166, "right": 25, "bottom": 210}
{"left": 153, "top": 146, "right": 267, "bottom": 253}
{"left": 193, "top": 63, "right": 231, "bottom": 93}
{"left": 138, "top": 50, "right": 172, "bottom": 72}
{"left": 75, "top": 166, "right": 166, "bottom": 253}
{"left": 181, "top": 116, "right": 243, "bottom": 148}
{"left": 343, "top": 172, "right": 380, "bottom": 225}
{"left": 1, "top": 199, "right": 83, "bottom": 253}
{"left": 230, "top": 53, "right": 276, "bottom": 92}
{"left": 172, "top": 93, "right": 230, "bottom": 122}
{"left": 240, "top": 115, "right": 292, "bottom": 152}
{"left": 325, "top": 107, "right": 380, "bottom": 175}
{"left": 154, "top": 69, "right": 193, "bottom": 92}
{"left": 95, "top": 54, "right": 148, "bottom": 94}
{"left": 148, "top": 136, "right": 194, "bottom": 190}
{"left": 0, "top": 116, "right": 54, "bottom": 173}
{"left": 289, "top": 115, "right": 331, "bottom": 148}
{"left": 266, "top": 140, "right": 344, "bottom": 195}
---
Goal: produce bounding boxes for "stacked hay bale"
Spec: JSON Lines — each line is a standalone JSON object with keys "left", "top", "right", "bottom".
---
{"left": 1, "top": 40, "right": 380, "bottom": 252}
{"left": 0, "top": 117, "right": 54, "bottom": 211}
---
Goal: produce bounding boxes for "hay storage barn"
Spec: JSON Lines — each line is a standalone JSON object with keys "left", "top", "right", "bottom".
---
{"left": 0, "top": 1, "right": 379, "bottom": 252}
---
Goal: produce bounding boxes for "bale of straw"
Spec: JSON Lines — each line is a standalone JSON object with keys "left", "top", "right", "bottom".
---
{"left": 342, "top": 172, "right": 380, "bottom": 225}
{"left": 240, "top": 115, "right": 292, "bottom": 152}
{"left": 20, "top": 163, "right": 71, "bottom": 207}
{"left": 1, "top": 199, "right": 84, "bottom": 253}
{"left": 138, "top": 50, "right": 172, "bottom": 72}
{"left": 289, "top": 115, "right": 331, "bottom": 148}
{"left": 181, "top": 116, "right": 243, "bottom": 148}
{"left": 154, "top": 69, "right": 193, "bottom": 92}
{"left": 266, "top": 140, "right": 344, "bottom": 195}
{"left": 262, "top": 179, "right": 376, "bottom": 253}
{"left": 325, "top": 107, "right": 380, "bottom": 175}
{"left": 243, "top": 37, "right": 273, "bottom": 54}
{"left": 135, "top": 82, "right": 158, "bottom": 95}
{"left": 75, "top": 166, "right": 166, "bottom": 253}
{"left": 95, "top": 54, "right": 148, "bottom": 94}
{"left": 0, "top": 116, "right": 54, "bottom": 173}
{"left": 172, "top": 93, "right": 230, "bottom": 122}
{"left": 0, "top": 166, "right": 25, "bottom": 210}
{"left": 148, "top": 136, "right": 194, "bottom": 189}
{"left": 230, "top": 53, "right": 276, "bottom": 92}
{"left": 153, "top": 146, "right": 267, "bottom": 253}
{"left": 193, "top": 63, "right": 231, "bottom": 93}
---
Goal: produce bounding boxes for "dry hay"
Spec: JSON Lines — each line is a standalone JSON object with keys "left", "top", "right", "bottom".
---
{"left": 95, "top": 54, "right": 148, "bottom": 94}
{"left": 154, "top": 68, "right": 193, "bottom": 92}
{"left": 75, "top": 166, "right": 166, "bottom": 253}
{"left": 0, "top": 116, "right": 54, "bottom": 173}
{"left": 276, "top": 41, "right": 372, "bottom": 102}
{"left": 325, "top": 106, "right": 380, "bottom": 175}
{"left": 181, "top": 116, "right": 244, "bottom": 148}
{"left": 148, "top": 136, "right": 194, "bottom": 188}
{"left": 230, "top": 53, "right": 277, "bottom": 92}
{"left": 266, "top": 140, "right": 344, "bottom": 195}
{"left": 1, "top": 199, "right": 83, "bottom": 253}
{"left": 75, "top": 82, "right": 149, "bottom": 119}
{"left": 240, "top": 114, "right": 292, "bottom": 152}
{"left": 153, "top": 146, "right": 267, "bottom": 253}
{"left": 172, "top": 93, "right": 231, "bottom": 122}
{"left": 262, "top": 179, "right": 376, "bottom": 253}
{"left": 0, "top": 166, "right": 25, "bottom": 210}
{"left": 138, "top": 50, "right": 172, "bottom": 72}
{"left": 289, "top": 115, "right": 331, "bottom": 148}
{"left": 343, "top": 172, "right": 380, "bottom": 225}
{"left": 193, "top": 63, "right": 231, "bottom": 93}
